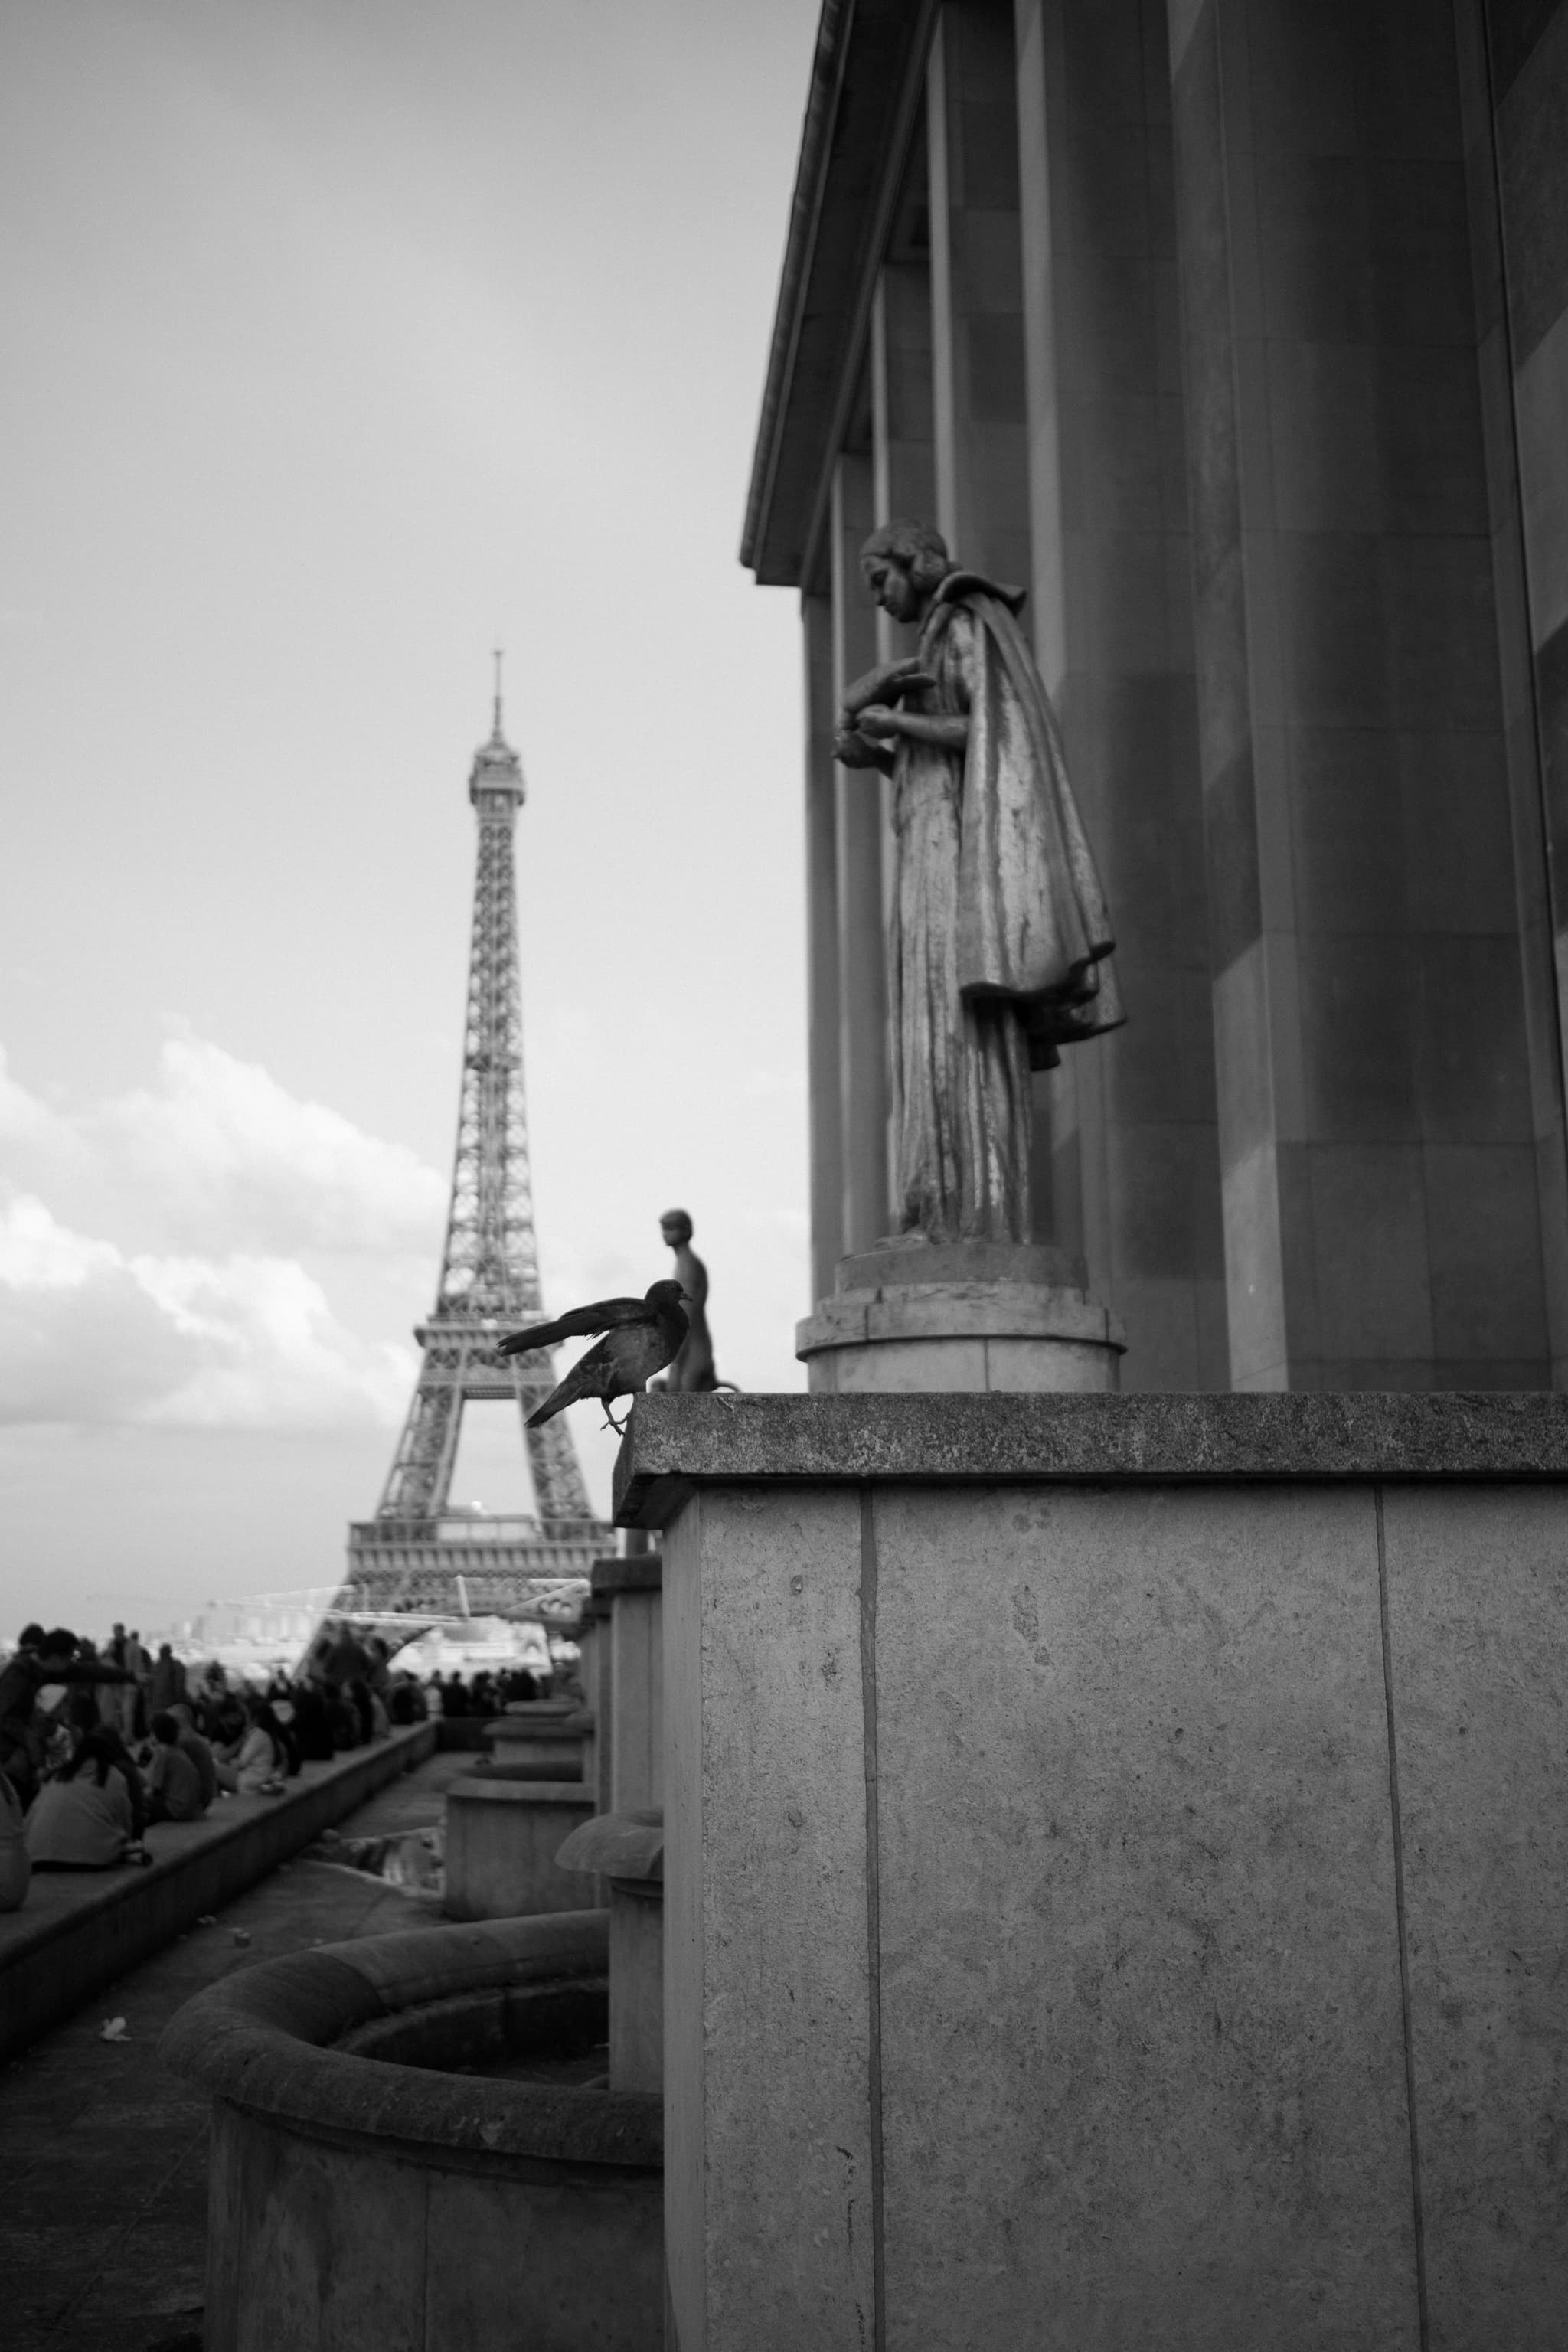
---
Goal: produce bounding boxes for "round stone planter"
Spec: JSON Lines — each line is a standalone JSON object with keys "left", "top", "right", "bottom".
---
{"left": 160, "top": 1910, "right": 662, "bottom": 2352}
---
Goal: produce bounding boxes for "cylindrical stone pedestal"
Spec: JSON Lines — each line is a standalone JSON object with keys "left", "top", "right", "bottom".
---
{"left": 796, "top": 1239, "right": 1124, "bottom": 1393}
{"left": 557, "top": 1808, "right": 665, "bottom": 2096}
{"left": 443, "top": 1776, "right": 594, "bottom": 1920}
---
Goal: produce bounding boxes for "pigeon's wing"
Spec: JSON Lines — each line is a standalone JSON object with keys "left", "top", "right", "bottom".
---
{"left": 604, "top": 1318, "right": 682, "bottom": 1385}
{"left": 524, "top": 1334, "right": 618, "bottom": 1425}
{"left": 499, "top": 1295, "right": 646, "bottom": 1356}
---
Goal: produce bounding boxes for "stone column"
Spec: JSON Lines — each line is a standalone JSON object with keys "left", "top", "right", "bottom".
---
{"left": 802, "top": 590, "right": 845, "bottom": 1303}
{"left": 870, "top": 261, "right": 934, "bottom": 933}
{"left": 1013, "top": 0, "right": 1228, "bottom": 1390}
{"left": 928, "top": 0, "right": 1031, "bottom": 588}
{"left": 829, "top": 452, "right": 892, "bottom": 1256}
{"left": 871, "top": 262, "right": 936, "bottom": 533}
{"left": 1455, "top": 0, "right": 1568, "bottom": 1383}
{"left": 1168, "top": 0, "right": 1560, "bottom": 1389}
{"left": 928, "top": 0, "right": 1060, "bottom": 1246}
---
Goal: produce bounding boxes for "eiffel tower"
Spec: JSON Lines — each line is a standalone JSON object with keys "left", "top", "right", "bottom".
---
{"left": 342, "top": 670, "right": 611, "bottom": 1622}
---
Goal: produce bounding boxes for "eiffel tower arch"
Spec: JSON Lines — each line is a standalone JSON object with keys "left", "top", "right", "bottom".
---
{"left": 341, "top": 673, "right": 612, "bottom": 1625}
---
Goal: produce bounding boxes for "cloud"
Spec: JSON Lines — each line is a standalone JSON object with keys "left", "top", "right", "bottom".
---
{"left": 96, "top": 1034, "right": 446, "bottom": 1253}
{"left": 0, "top": 1033, "right": 442, "bottom": 1433}
{"left": 0, "top": 1191, "right": 416, "bottom": 1432}
{"left": 0, "top": 1047, "right": 70, "bottom": 1147}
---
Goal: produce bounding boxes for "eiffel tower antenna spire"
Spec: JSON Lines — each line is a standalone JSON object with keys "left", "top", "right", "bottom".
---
{"left": 341, "top": 680, "right": 609, "bottom": 1622}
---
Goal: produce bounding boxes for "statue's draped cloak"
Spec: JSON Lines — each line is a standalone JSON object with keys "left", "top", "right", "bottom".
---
{"left": 887, "top": 571, "right": 1122, "bottom": 1243}
{"left": 929, "top": 572, "right": 1123, "bottom": 1067}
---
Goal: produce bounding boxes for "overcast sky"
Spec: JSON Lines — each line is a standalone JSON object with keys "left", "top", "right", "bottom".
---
{"left": 0, "top": 0, "right": 820, "bottom": 1637}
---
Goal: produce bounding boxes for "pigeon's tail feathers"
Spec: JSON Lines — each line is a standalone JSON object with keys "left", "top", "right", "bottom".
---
{"left": 527, "top": 1354, "right": 597, "bottom": 1426}
{"left": 501, "top": 1318, "right": 564, "bottom": 1357}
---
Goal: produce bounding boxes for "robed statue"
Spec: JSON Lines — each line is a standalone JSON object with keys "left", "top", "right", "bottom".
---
{"left": 835, "top": 518, "right": 1123, "bottom": 1246}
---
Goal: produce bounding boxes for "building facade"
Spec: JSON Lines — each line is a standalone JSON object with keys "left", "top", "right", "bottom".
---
{"left": 745, "top": 0, "right": 1568, "bottom": 1393}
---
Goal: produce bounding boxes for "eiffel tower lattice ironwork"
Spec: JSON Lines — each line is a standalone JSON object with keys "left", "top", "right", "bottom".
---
{"left": 343, "top": 674, "right": 610, "bottom": 1622}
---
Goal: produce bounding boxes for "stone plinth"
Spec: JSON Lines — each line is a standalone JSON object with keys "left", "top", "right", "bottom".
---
{"left": 483, "top": 1709, "right": 587, "bottom": 1781}
{"left": 557, "top": 1808, "right": 665, "bottom": 2096}
{"left": 443, "top": 1777, "right": 594, "bottom": 1922}
{"left": 576, "top": 1580, "right": 616, "bottom": 1813}
{"left": 592, "top": 1554, "right": 663, "bottom": 1814}
{"left": 795, "top": 1238, "right": 1123, "bottom": 1393}
{"left": 617, "top": 1390, "right": 1568, "bottom": 2352}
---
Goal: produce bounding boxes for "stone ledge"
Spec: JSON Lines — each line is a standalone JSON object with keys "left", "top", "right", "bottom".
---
{"left": 0, "top": 1723, "right": 435, "bottom": 2062}
{"left": 613, "top": 1390, "right": 1568, "bottom": 1525}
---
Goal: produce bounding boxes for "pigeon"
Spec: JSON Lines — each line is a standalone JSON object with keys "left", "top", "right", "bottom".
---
{"left": 499, "top": 1279, "right": 690, "bottom": 1435}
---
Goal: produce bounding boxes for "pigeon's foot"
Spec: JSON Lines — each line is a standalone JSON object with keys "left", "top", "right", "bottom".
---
{"left": 601, "top": 1403, "right": 630, "bottom": 1436}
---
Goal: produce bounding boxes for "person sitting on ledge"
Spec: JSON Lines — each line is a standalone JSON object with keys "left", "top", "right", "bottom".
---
{"left": 0, "top": 1764, "right": 31, "bottom": 1911}
{"left": 0, "top": 1627, "right": 133, "bottom": 1811}
{"left": 387, "top": 1673, "right": 427, "bottom": 1726}
{"left": 214, "top": 1696, "right": 287, "bottom": 1797}
{"left": 168, "top": 1704, "right": 220, "bottom": 1810}
{"left": 96, "top": 1723, "right": 149, "bottom": 1841}
{"left": 24, "top": 1730, "right": 138, "bottom": 1868}
{"left": 289, "top": 1676, "right": 335, "bottom": 1763}
{"left": 145, "top": 1712, "right": 207, "bottom": 1824}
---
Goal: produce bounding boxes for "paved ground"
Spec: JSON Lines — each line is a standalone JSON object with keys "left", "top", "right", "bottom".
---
{"left": 2, "top": 1749, "right": 472, "bottom": 2352}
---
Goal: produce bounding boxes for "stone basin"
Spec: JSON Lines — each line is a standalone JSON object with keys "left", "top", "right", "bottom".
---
{"left": 161, "top": 1909, "right": 662, "bottom": 2352}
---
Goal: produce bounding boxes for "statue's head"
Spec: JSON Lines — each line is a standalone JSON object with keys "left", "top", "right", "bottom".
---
{"left": 661, "top": 1207, "right": 694, "bottom": 1246}
{"left": 860, "top": 518, "right": 952, "bottom": 621}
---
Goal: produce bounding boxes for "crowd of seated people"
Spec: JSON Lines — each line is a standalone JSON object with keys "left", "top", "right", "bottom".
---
{"left": 0, "top": 1619, "right": 447, "bottom": 1915}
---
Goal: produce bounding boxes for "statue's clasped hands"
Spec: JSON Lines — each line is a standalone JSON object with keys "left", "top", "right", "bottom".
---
{"left": 835, "top": 658, "right": 936, "bottom": 766}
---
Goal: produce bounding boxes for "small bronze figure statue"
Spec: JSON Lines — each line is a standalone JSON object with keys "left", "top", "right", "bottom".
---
{"left": 836, "top": 518, "right": 1123, "bottom": 1246}
{"left": 659, "top": 1208, "right": 720, "bottom": 1391}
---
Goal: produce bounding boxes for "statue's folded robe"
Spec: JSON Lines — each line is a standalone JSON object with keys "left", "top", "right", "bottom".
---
{"left": 923, "top": 570, "right": 1125, "bottom": 1070}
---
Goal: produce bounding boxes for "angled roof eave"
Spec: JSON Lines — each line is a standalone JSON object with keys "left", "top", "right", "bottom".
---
{"left": 740, "top": 0, "right": 936, "bottom": 591}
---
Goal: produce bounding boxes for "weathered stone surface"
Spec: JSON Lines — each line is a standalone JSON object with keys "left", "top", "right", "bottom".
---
{"left": 872, "top": 1483, "right": 1416, "bottom": 2344}
{"left": 1381, "top": 1486, "right": 1568, "bottom": 2348}
{"left": 664, "top": 1489, "right": 875, "bottom": 2352}
{"left": 616, "top": 1389, "right": 1568, "bottom": 1522}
